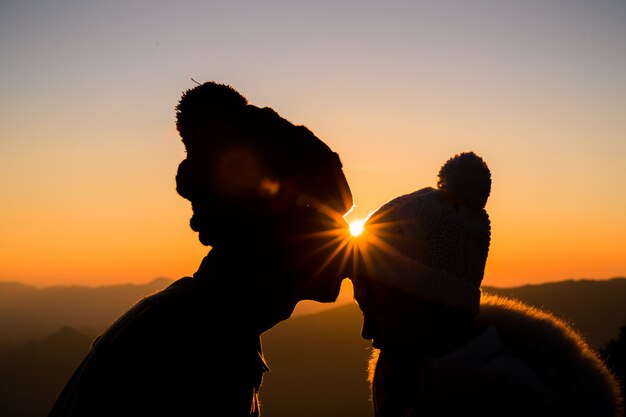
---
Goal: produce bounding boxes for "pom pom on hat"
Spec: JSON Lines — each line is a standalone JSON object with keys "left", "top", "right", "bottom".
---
{"left": 437, "top": 152, "right": 491, "bottom": 211}
{"left": 176, "top": 82, "right": 248, "bottom": 142}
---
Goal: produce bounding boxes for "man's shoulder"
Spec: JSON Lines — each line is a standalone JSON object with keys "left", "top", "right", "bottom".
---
{"left": 97, "top": 276, "right": 254, "bottom": 351}
{"left": 91, "top": 278, "right": 205, "bottom": 349}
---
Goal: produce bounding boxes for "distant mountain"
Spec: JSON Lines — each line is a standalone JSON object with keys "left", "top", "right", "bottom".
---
{"left": 0, "top": 277, "right": 354, "bottom": 353}
{"left": 0, "top": 281, "right": 38, "bottom": 300}
{"left": 0, "top": 327, "right": 92, "bottom": 417}
{"left": 483, "top": 277, "right": 626, "bottom": 348}
{"left": 0, "top": 277, "right": 173, "bottom": 328}
{"left": 0, "top": 277, "right": 624, "bottom": 417}
{"left": 0, "top": 278, "right": 172, "bottom": 352}
{"left": 261, "top": 303, "right": 373, "bottom": 417}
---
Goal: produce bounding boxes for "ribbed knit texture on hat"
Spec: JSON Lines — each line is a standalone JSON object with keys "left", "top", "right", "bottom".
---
{"left": 364, "top": 152, "right": 491, "bottom": 314}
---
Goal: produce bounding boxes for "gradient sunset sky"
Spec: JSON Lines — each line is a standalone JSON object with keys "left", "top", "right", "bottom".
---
{"left": 1, "top": 0, "right": 625, "bottom": 288}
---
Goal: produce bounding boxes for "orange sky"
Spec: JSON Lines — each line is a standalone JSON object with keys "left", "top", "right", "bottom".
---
{"left": 1, "top": 1, "right": 625, "bottom": 288}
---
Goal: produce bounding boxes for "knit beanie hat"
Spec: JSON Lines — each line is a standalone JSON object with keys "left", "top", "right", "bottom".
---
{"left": 175, "top": 81, "right": 352, "bottom": 214}
{"left": 362, "top": 152, "right": 491, "bottom": 314}
{"left": 174, "top": 81, "right": 353, "bottom": 247}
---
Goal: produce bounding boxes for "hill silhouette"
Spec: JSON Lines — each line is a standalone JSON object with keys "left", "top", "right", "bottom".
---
{"left": 0, "top": 278, "right": 173, "bottom": 351}
{"left": 0, "top": 327, "right": 92, "bottom": 417}
{"left": 0, "top": 277, "right": 624, "bottom": 417}
{"left": 260, "top": 303, "right": 373, "bottom": 417}
{"left": 483, "top": 277, "right": 626, "bottom": 348}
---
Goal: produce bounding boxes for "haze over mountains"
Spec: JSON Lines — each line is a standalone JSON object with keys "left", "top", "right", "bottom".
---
{"left": 0, "top": 278, "right": 356, "bottom": 354}
{"left": 0, "top": 278, "right": 173, "bottom": 354}
{"left": 484, "top": 278, "right": 626, "bottom": 349}
{"left": 1, "top": 277, "right": 625, "bottom": 417}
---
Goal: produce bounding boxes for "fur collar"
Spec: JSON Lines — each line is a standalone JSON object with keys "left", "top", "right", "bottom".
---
{"left": 369, "top": 294, "right": 623, "bottom": 417}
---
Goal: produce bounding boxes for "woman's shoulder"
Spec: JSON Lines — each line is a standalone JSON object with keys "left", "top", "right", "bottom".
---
{"left": 475, "top": 293, "right": 623, "bottom": 416}
{"left": 477, "top": 293, "right": 598, "bottom": 365}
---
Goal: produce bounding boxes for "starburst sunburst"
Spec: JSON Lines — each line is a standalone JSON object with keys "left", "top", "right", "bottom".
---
{"left": 349, "top": 219, "right": 365, "bottom": 237}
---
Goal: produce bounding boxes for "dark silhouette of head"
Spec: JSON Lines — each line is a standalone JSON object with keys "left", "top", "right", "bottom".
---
{"left": 175, "top": 82, "right": 354, "bottom": 312}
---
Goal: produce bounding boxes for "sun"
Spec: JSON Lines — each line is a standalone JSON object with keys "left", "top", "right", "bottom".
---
{"left": 349, "top": 219, "right": 366, "bottom": 237}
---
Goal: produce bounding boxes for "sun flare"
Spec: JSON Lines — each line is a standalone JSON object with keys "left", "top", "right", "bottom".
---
{"left": 349, "top": 219, "right": 366, "bottom": 237}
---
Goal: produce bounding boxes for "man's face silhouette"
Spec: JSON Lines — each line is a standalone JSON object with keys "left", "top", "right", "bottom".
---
{"left": 282, "top": 197, "right": 352, "bottom": 303}
{"left": 229, "top": 186, "right": 352, "bottom": 333}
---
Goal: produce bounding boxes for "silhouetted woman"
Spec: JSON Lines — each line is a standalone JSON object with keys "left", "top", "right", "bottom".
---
{"left": 352, "top": 152, "right": 623, "bottom": 417}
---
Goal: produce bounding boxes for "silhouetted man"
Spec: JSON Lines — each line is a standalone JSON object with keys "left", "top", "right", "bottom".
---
{"left": 49, "top": 82, "right": 354, "bottom": 416}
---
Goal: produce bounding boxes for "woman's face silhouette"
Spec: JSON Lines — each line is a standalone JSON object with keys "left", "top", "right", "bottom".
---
{"left": 353, "top": 276, "right": 439, "bottom": 353}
